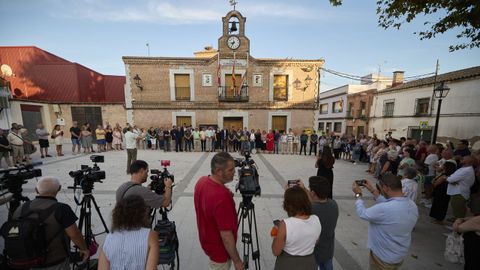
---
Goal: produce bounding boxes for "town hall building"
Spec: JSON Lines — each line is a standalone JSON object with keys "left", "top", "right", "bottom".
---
{"left": 122, "top": 10, "right": 324, "bottom": 133}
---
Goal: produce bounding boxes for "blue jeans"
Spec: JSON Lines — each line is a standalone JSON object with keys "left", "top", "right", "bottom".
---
{"left": 318, "top": 259, "right": 333, "bottom": 270}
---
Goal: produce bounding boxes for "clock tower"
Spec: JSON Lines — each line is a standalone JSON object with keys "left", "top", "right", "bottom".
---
{"left": 218, "top": 10, "right": 250, "bottom": 59}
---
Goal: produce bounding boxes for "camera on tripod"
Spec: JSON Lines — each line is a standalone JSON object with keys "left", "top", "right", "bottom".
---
{"left": 69, "top": 155, "right": 105, "bottom": 192}
{"left": 150, "top": 160, "right": 174, "bottom": 195}
{"left": 235, "top": 151, "right": 261, "bottom": 198}
{"left": 0, "top": 163, "right": 42, "bottom": 195}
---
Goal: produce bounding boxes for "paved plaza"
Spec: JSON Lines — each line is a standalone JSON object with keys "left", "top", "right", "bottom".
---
{"left": 0, "top": 146, "right": 464, "bottom": 270}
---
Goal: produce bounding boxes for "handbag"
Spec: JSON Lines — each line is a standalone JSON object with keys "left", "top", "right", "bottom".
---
{"left": 444, "top": 232, "right": 464, "bottom": 264}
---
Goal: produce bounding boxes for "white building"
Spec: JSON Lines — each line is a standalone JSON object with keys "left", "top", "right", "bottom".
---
{"left": 316, "top": 73, "right": 392, "bottom": 135}
{"left": 369, "top": 66, "right": 480, "bottom": 149}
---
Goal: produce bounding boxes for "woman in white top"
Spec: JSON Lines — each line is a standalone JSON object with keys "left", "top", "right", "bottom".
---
{"left": 51, "top": 125, "right": 64, "bottom": 156}
{"left": 98, "top": 195, "right": 158, "bottom": 270}
{"left": 272, "top": 185, "right": 321, "bottom": 270}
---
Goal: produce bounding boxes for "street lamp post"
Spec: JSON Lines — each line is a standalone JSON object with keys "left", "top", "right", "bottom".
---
{"left": 431, "top": 82, "right": 450, "bottom": 144}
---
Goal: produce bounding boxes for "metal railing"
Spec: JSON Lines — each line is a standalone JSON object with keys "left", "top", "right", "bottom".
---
{"left": 218, "top": 86, "right": 249, "bottom": 102}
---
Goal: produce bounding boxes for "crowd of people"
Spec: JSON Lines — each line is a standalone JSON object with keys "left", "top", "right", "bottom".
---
{"left": 1, "top": 119, "right": 479, "bottom": 270}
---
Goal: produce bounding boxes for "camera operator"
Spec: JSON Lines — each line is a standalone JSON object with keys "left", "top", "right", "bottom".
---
{"left": 352, "top": 172, "right": 418, "bottom": 270}
{"left": 194, "top": 152, "right": 244, "bottom": 270}
{"left": 116, "top": 160, "right": 172, "bottom": 208}
{"left": 11, "top": 176, "right": 89, "bottom": 269}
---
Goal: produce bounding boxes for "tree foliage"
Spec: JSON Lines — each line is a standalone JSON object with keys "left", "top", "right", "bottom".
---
{"left": 330, "top": 0, "right": 480, "bottom": 51}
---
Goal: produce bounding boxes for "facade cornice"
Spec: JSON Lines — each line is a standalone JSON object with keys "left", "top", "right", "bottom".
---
{"left": 122, "top": 56, "right": 325, "bottom": 67}
{"left": 132, "top": 101, "right": 316, "bottom": 110}
{"left": 123, "top": 56, "right": 214, "bottom": 65}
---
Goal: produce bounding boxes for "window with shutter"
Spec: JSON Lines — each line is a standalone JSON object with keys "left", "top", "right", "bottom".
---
{"left": 273, "top": 75, "right": 288, "bottom": 101}
{"left": 174, "top": 74, "right": 190, "bottom": 100}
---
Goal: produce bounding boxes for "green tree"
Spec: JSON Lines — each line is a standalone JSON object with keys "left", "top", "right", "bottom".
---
{"left": 330, "top": 0, "right": 480, "bottom": 51}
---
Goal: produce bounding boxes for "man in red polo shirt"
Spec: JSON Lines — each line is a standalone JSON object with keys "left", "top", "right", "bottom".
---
{"left": 194, "top": 152, "right": 244, "bottom": 270}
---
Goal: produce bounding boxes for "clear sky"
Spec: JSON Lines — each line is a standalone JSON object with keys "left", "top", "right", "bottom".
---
{"left": 2, "top": 0, "right": 479, "bottom": 90}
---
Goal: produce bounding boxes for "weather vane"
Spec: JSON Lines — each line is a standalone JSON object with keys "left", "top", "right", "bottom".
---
{"left": 229, "top": 0, "right": 238, "bottom": 10}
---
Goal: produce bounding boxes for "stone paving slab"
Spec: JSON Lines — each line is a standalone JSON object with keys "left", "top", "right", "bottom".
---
{"left": 0, "top": 148, "right": 464, "bottom": 269}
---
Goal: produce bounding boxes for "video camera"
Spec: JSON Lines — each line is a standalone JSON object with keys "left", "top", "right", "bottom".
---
{"left": 235, "top": 151, "right": 261, "bottom": 199}
{"left": 0, "top": 163, "right": 42, "bottom": 195}
{"left": 150, "top": 160, "right": 174, "bottom": 195}
{"left": 68, "top": 155, "right": 105, "bottom": 193}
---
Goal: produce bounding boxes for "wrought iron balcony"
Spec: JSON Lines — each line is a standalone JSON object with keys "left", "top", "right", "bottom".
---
{"left": 218, "top": 86, "right": 249, "bottom": 102}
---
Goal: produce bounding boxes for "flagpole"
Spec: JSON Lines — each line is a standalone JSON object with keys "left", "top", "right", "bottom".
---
{"left": 232, "top": 52, "right": 236, "bottom": 96}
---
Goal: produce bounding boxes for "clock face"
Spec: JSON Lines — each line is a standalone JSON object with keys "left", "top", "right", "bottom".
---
{"left": 227, "top": 36, "right": 241, "bottom": 50}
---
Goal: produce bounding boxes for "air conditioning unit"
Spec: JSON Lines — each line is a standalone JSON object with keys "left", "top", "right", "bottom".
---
{"left": 52, "top": 104, "right": 61, "bottom": 113}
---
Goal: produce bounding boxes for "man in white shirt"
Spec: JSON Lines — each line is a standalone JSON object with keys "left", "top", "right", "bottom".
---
{"left": 424, "top": 145, "right": 439, "bottom": 177}
{"left": 36, "top": 123, "right": 51, "bottom": 158}
{"left": 205, "top": 127, "right": 213, "bottom": 152}
{"left": 7, "top": 126, "right": 24, "bottom": 166}
{"left": 287, "top": 128, "right": 294, "bottom": 155}
{"left": 447, "top": 155, "right": 476, "bottom": 218}
{"left": 125, "top": 126, "right": 144, "bottom": 174}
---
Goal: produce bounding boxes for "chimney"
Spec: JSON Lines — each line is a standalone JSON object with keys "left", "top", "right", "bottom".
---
{"left": 392, "top": 71, "right": 404, "bottom": 87}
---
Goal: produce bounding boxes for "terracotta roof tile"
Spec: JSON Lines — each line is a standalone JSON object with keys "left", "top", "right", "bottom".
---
{"left": 0, "top": 46, "right": 125, "bottom": 103}
{"left": 385, "top": 66, "right": 480, "bottom": 92}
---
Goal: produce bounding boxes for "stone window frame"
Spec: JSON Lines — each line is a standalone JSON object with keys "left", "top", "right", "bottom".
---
{"left": 268, "top": 111, "right": 291, "bottom": 132}
{"left": 383, "top": 99, "right": 395, "bottom": 117}
{"left": 172, "top": 111, "right": 196, "bottom": 128}
{"left": 169, "top": 68, "right": 195, "bottom": 101}
{"left": 269, "top": 69, "right": 293, "bottom": 102}
{"left": 217, "top": 110, "right": 249, "bottom": 129}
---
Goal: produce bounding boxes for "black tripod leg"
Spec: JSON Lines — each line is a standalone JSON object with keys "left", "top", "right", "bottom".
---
{"left": 89, "top": 195, "right": 109, "bottom": 233}
{"left": 251, "top": 205, "right": 261, "bottom": 270}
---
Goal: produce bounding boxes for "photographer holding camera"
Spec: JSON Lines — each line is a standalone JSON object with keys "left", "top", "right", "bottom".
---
{"left": 116, "top": 160, "right": 173, "bottom": 208}
{"left": 352, "top": 173, "right": 418, "bottom": 270}
{"left": 4, "top": 176, "right": 89, "bottom": 269}
{"left": 194, "top": 152, "right": 244, "bottom": 270}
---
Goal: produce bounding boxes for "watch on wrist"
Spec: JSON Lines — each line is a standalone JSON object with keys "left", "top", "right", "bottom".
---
{"left": 355, "top": 193, "right": 362, "bottom": 199}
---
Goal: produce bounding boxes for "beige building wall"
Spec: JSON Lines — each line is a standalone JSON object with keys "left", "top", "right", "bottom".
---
{"left": 10, "top": 100, "right": 126, "bottom": 140}
{"left": 132, "top": 108, "right": 315, "bottom": 134}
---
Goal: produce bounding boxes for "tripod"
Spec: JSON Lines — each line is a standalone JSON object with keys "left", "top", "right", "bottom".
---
{"left": 73, "top": 190, "right": 109, "bottom": 270}
{"left": 5, "top": 188, "right": 30, "bottom": 220}
{"left": 237, "top": 196, "right": 261, "bottom": 270}
{"left": 151, "top": 207, "right": 179, "bottom": 270}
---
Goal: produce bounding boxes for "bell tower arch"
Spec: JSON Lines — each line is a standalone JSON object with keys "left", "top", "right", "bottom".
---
{"left": 218, "top": 10, "right": 250, "bottom": 59}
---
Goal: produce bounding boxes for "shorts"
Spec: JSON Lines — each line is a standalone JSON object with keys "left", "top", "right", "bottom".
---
{"left": 71, "top": 138, "right": 80, "bottom": 145}
{"left": 39, "top": 139, "right": 49, "bottom": 148}
{"left": 97, "top": 139, "right": 106, "bottom": 145}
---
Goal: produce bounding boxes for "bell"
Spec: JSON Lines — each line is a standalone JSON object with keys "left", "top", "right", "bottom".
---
{"left": 229, "top": 21, "right": 238, "bottom": 33}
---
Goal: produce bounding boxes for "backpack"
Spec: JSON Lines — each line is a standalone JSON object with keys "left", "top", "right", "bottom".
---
{"left": 154, "top": 220, "right": 179, "bottom": 265}
{"left": 1, "top": 201, "right": 59, "bottom": 269}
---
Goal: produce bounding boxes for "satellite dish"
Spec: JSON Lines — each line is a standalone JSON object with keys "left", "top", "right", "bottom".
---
{"left": 1, "top": 64, "right": 13, "bottom": 77}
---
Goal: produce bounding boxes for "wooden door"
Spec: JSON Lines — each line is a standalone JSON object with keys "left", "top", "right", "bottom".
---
{"left": 223, "top": 117, "right": 243, "bottom": 130}
{"left": 71, "top": 106, "right": 103, "bottom": 140}
{"left": 271, "top": 116, "right": 287, "bottom": 133}
{"left": 346, "top": 126, "right": 354, "bottom": 136}
{"left": 225, "top": 74, "right": 242, "bottom": 97}
{"left": 357, "top": 126, "right": 365, "bottom": 137}
{"left": 176, "top": 116, "right": 192, "bottom": 127}
{"left": 21, "top": 105, "right": 43, "bottom": 141}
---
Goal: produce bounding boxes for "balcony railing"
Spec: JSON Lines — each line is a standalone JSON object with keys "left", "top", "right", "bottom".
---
{"left": 357, "top": 109, "right": 367, "bottom": 118}
{"left": 346, "top": 111, "right": 354, "bottom": 118}
{"left": 218, "top": 86, "right": 249, "bottom": 102}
